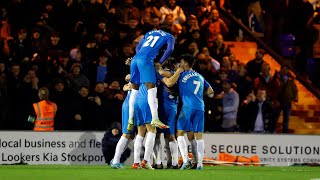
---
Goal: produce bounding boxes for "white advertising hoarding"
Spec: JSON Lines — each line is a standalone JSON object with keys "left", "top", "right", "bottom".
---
{"left": 0, "top": 131, "right": 319, "bottom": 166}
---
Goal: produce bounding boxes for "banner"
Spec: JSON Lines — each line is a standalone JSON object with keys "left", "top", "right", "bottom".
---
{"left": 0, "top": 131, "right": 319, "bottom": 166}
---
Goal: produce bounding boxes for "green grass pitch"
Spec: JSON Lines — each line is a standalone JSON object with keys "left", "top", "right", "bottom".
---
{"left": 0, "top": 165, "right": 319, "bottom": 180}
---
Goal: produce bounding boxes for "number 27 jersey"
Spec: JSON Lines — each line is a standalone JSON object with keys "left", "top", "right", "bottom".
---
{"left": 178, "top": 70, "right": 210, "bottom": 111}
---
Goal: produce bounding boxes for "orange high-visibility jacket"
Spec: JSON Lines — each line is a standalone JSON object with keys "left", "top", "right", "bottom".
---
{"left": 33, "top": 100, "right": 57, "bottom": 131}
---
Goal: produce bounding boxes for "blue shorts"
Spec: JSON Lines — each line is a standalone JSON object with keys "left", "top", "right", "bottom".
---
{"left": 122, "top": 107, "right": 135, "bottom": 135}
{"left": 130, "top": 57, "right": 156, "bottom": 84}
{"left": 158, "top": 104, "right": 177, "bottom": 135}
{"left": 134, "top": 100, "right": 152, "bottom": 126}
{"left": 177, "top": 107, "right": 204, "bottom": 132}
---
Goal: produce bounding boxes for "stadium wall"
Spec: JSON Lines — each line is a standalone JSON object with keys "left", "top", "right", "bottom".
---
{"left": 0, "top": 131, "right": 319, "bottom": 166}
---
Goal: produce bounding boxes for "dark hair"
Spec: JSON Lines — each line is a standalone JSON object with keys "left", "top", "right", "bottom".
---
{"left": 257, "top": 49, "right": 266, "bottom": 55}
{"left": 164, "top": 57, "right": 177, "bottom": 70}
{"left": 179, "top": 54, "right": 196, "bottom": 67}
{"left": 258, "top": 86, "right": 268, "bottom": 91}
{"left": 159, "top": 25, "right": 172, "bottom": 34}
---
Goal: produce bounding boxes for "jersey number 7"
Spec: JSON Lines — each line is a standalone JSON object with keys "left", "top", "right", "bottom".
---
{"left": 193, "top": 80, "right": 200, "bottom": 94}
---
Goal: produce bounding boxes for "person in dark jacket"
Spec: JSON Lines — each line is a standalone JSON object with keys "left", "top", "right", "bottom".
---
{"left": 102, "top": 122, "right": 131, "bottom": 164}
{"left": 244, "top": 87, "right": 274, "bottom": 133}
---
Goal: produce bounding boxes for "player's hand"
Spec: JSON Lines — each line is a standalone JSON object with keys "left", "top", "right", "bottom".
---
{"left": 176, "top": 67, "right": 184, "bottom": 73}
{"left": 75, "top": 114, "right": 82, "bottom": 121}
{"left": 154, "top": 62, "right": 161, "bottom": 70}
{"left": 125, "top": 57, "right": 133, "bottom": 66}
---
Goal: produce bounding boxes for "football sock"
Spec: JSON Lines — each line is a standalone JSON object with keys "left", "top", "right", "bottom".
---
{"left": 164, "top": 139, "right": 172, "bottom": 165}
{"left": 134, "top": 135, "right": 144, "bottom": 164}
{"left": 169, "top": 140, "right": 178, "bottom": 166}
{"left": 128, "top": 89, "right": 138, "bottom": 120}
{"left": 197, "top": 139, "right": 205, "bottom": 167}
{"left": 147, "top": 87, "right": 159, "bottom": 119}
{"left": 154, "top": 138, "right": 162, "bottom": 165}
{"left": 113, "top": 136, "right": 128, "bottom": 164}
{"left": 144, "top": 132, "right": 156, "bottom": 162}
{"left": 191, "top": 139, "right": 198, "bottom": 164}
{"left": 177, "top": 136, "right": 188, "bottom": 164}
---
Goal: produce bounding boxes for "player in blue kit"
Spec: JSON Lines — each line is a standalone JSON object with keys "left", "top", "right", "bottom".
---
{"left": 127, "top": 25, "right": 175, "bottom": 131}
{"left": 110, "top": 75, "right": 135, "bottom": 169}
{"left": 132, "top": 83, "right": 158, "bottom": 170}
{"left": 153, "top": 58, "right": 180, "bottom": 169}
{"left": 161, "top": 54, "right": 214, "bottom": 170}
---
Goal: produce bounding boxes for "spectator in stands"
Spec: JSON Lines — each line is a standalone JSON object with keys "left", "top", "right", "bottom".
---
{"left": 209, "top": 34, "right": 230, "bottom": 62}
{"left": 12, "top": 28, "right": 31, "bottom": 63}
{"left": 201, "top": 47, "right": 220, "bottom": 74}
{"left": 162, "top": 14, "right": 182, "bottom": 39}
{"left": 70, "top": 86, "right": 91, "bottom": 130}
{"left": 194, "top": 53, "right": 216, "bottom": 84}
{"left": 246, "top": 49, "right": 266, "bottom": 80}
{"left": 109, "top": 44, "right": 133, "bottom": 83}
{"left": 160, "top": 0, "right": 186, "bottom": 25}
{"left": 50, "top": 79, "right": 72, "bottom": 130}
{"left": 116, "top": 0, "right": 140, "bottom": 25}
{"left": 220, "top": 79, "right": 239, "bottom": 132}
{"left": 105, "top": 80, "right": 125, "bottom": 124}
{"left": 228, "top": 53, "right": 238, "bottom": 71}
{"left": 67, "top": 63, "right": 90, "bottom": 93}
{"left": 88, "top": 82, "right": 109, "bottom": 130}
{"left": 183, "top": 14, "right": 200, "bottom": 35}
{"left": 102, "top": 122, "right": 131, "bottom": 164}
{"left": 275, "top": 65, "right": 298, "bottom": 133}
{"left": 47, "top": 32, "right": 65, "bottom": 60}
{"left": 6, "top": 64, "right": 22, "bottom": 129}
{"left": 69, "top": 48, "right": 90, "bottom": 75}
{"left": 150, "top": 16, "right": 161, "bottom": 30}
{"left": 196, "top": 0, "right": 216, "bottom": 22}
{"left": 244, "top": 87, "right": 274, "bottom": 133}
{"left": 253, "top": 62, "right": 280, "bottom": 104}
{"left": 200, "top": 9, "right": 229, "bottom": 49}
{"left": 248, "top": 1, "right": 264, "bottom": 38}
{"left": 221, "top": 56, "right": 236, "bottom": 80}
{"left": 100, "top": 0, "right": 117, "bottom": 25}
{"left": 140, "top": 0, "right": 162, "bottom": 20}
{"left": 21, "top": 69, "right": 40, "bottom": 130}
{"left": 30, "top": 28, "right": 47, "bottom": 58}
{"left": 0, "top": 61, "right": 9, "bottom": 129}
{"left": 186, "top": 41, "right": 200, "bottom": 57}
{"left": 233, "top": 62, "right": 253, "bottom": 103}
{"left": 88, "top": 51, "right": 110, "bottom": 89}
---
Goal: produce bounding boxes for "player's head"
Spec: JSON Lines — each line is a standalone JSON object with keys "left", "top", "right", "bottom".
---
{"left": 159, "top": 25, "right": 172, "bottom": 34}
{"left": 179, "top": 54, "right": 196, "bottom": 68}
{"left": 164, "top": 57, "right": 178, "bottom": 70}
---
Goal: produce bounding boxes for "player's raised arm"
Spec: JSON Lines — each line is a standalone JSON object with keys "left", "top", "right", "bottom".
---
{"left": 159, "top": 36, "right": 175, "bottom": 65}
{"left": 161, "top": 67, "right": 183, "bottom": 87}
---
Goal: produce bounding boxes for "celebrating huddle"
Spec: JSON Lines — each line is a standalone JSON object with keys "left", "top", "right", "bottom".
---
{"left": 110, "top": 25, "right": 214, "bottom": 170}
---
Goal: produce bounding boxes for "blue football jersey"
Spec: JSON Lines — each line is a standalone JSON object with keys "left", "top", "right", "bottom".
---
{"left": 178, "top": 70, "right": 210, "bottom": 111}
{"left": 134, "top": 30, "right": 175, "bottom": 64}
{"left": 157, "top": 72, "right": 178, "bottom": 109}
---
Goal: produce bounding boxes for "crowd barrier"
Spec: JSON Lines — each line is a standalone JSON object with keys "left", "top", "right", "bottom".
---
{"left": 0, "top": 131, "right": 319, "bottom": 166}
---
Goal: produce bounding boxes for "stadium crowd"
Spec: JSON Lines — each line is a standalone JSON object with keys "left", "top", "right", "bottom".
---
{"left": 1, "top": 0, "right": 318, "bottom": 133}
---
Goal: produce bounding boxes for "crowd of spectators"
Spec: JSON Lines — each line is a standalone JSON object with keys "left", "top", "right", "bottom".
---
{"left": 0, "top": 0, "right": 313, "bottom": 133}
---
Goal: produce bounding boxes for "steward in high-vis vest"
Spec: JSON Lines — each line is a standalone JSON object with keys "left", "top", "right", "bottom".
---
{"left": 32, "top": 87, "right": 57, "bottom": 131}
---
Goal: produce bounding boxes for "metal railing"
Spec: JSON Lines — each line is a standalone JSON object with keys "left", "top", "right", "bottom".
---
{"left": 219, "top": 7, "right": 320, "bottom": 100}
